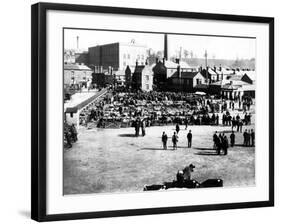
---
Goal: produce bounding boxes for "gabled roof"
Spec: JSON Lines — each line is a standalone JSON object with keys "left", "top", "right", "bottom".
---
{"left": 207, "top": 68, "right": 217, "bottom": 76}
{"left": 242, "top": 70, "right": 256, "bottom": 81}
{"left": 133, "top": 65, "right": 153, "bottom": 74}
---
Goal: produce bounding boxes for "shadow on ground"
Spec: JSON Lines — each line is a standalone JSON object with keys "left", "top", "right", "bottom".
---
{"left": 194, "top": 147, "right": 214, "bottom": 151}
{"left": 141, "top": 147, "right": 168, "bottom": 151}
{"left": 195, "top": 152, "right": 219, "bottom": 156}
{"left": 118, "top": 133, "right": 137, "bottom": 137}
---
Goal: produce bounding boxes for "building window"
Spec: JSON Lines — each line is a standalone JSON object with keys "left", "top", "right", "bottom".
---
{"left": 127, "top": 54, "right": 130, "bottom": 59}
{"left": 196, "top": 79, "right": 202, "bottom": 85}
{"left": 146, "top": 84, "right": 149, "bottom": 90}
{"left": 137, "top": 54, "right": 140, "bottom": 60}
{"left": 123, "top": 62, "right": 126, "bottom": 66}
{"left": 123, "top": 54, "right": 126, "bottom": 59}
{"left": 141, "top": 55, "right": 144, "bottom": 60}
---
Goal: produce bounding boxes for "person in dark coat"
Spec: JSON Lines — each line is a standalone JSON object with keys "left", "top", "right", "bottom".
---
{"left": 187, "top": 130, "right": 192, "bottom": 148}
{"left": 239, "top": 119, "right": 243, "bottom": 132}
{"left": 222, "top": 136, "right": 229, "bottom": 155}
{"left": 243, "top": 129, "right": 248, "bottom": 146}
{"left": 162, "top": 132, "right": 168, "bottom": 150}
{"left": 216, "top": 134, "right": 222, "bottom": 155}
{"left": 246, "top": 130, "right": 251, "bottom": 146}
{"left": 251, "top": 129, "right": 255, "bottom": 146}
{"left": 176, "top": 124, "right": 180, "bottom": 134}
{"left": 141, "top": 119, "right": 146, "bottom": 136}
{"left": 172, "top": 132, "right": 178, "bottom": 150}
{"left": 184, "top": 117, "right": 188, "bottom": 130}
{"left": 135, "top": 118, "right": 140, "bottom": 137}
{"left": 64, "top": 130, "right": 72, "bottom": 148}
{"left": 230, "top": 131, "right": 235, "bottom": 147}
{"left": 70, "top": 124, "right": 78, "bottom": 142}
{"left": 213, "top": 131, "right": 218, "bottom": 149}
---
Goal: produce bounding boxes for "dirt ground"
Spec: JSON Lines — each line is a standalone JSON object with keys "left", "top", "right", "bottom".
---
{"left": 63, "top": 120, "right": 255, "bottom": 195}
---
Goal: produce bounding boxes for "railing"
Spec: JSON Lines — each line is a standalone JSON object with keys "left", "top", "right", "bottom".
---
{"left": 65, "top": 88, "right": 108, "bottom": 113}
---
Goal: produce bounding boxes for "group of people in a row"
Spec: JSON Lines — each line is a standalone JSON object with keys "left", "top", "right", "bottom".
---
{"left": 133, "top": 117, "right": 146, "bottom": 137}
{"left": 243, "top": 129, "right": 255, "bottom": 146}
{"left": 161, "top": 129, "right": 193, "bottom": 150}
{"left": 159, "top": 125, "right": 255, "bottom": 154}
{"left": 213, "top": 131, "right": 230, "bottom": 155}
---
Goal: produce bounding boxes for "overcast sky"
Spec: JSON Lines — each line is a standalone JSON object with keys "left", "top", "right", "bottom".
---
{"left": 64, "top": 29, "right": 256, "bottom": 60}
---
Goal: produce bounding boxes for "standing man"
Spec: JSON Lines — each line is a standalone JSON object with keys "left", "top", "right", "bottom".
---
{"left": 222, "top": 135, "right": 229, "bottom": 155}
{"left": 70, "top": 124, "right": 78, "bottom": 142}
{"left": 213, "top": 131, "right": 218, "bottom": 149}
{"left": 251, "top": 129, "right": 255, "bottom": 146}
{"left": 239, "top": 119, "right": 243, "bottom": 132}
{"left": 135, "top": 117, "right": 140, "bottom": 137}
{"left": 141, "top": 119, "right": 146, "bottom": 136}
{"left": 187, "top": 130, "right": 192, "bottom": 148}
{"left": 176, "top": 123, "right": 180, "bottom": 134}
{"left": 162, "top": 132, "right": 168, "bottom": 150}
{"left": 216, "top": 136, "right": 221, "bottom": 155}
{"left": 216, "top": 114, "right": 219, "bottom": 125}
{"left": 184, "top": 116, "right": 188, "bottom": 130}
{"left": 230, "top": 131, "right": 235, "bottom": 147}
{"left": 243, "top": 129, "right": 248, "bottom": 146}
{"left": 172, "top": 132, "right": 178, "bottom": 150}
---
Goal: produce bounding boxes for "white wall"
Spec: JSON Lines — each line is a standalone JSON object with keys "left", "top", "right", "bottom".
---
{"left": 0, "top": 0, "right": 280, "bottom": 223}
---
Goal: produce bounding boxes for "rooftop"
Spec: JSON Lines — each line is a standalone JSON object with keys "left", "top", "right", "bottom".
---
{"left": 64, "top": 64, "right": 92, "bottom": 71}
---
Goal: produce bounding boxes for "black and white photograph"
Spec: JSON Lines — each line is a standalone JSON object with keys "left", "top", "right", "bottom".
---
{"left": 63, "top": 28, "right": 256, "bottom": 195}
{"left": 29, "top": 2, "right": 274, "bottom": 222}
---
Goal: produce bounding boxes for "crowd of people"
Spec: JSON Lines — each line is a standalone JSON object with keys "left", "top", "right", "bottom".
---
{"left": 77, "top": 90, "right": 254, "bottom": 130}
{"left": 65, "top": 90, "right": 255, "bottom": 153}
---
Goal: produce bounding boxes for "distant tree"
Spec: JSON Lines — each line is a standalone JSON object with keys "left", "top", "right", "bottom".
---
{"left": 183, "top": 49, "right": 189, "bottom": 58}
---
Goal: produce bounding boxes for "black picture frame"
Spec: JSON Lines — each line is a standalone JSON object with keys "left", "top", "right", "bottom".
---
{"left": 31, "top": 2, "right": 274, "bottom": 222}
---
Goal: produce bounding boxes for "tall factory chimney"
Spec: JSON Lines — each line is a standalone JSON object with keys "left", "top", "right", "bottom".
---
{"left": 204, "top": 50, "right": 209, "bottom": 84}
{"left": 76, "top": 36, "right": 79, "bottom": 50}
{"left": 164, "top": 34, "right": 168, "bottom": 60}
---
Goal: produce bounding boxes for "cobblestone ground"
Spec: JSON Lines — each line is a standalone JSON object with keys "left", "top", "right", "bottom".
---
{"left": 64, "top": 113, "right": 255, "bottom": 195}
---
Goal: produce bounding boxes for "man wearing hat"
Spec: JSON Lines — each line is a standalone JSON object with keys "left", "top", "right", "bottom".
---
{"left": 183, "top": 164, "right": 195, "bottom": 181}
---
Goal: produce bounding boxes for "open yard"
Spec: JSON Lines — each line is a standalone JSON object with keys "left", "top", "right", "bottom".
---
{"left": 63, "top": 122, "right": 255, "bottom": 195}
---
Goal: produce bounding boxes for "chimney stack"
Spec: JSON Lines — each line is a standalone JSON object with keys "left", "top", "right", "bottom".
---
{"left": 164, "top": 34, "right": 168, "bottom": 60}
{"left": 76, "top": 36, "right": 79, "bottom": 50}
{"left": 177, "top": 65, "right": 181, "bottom": 79}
